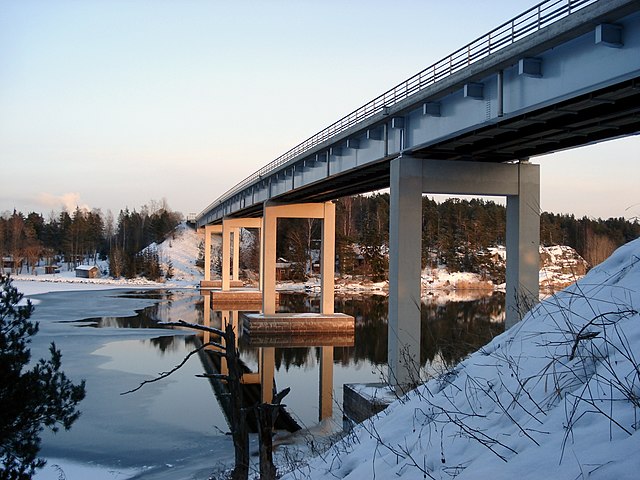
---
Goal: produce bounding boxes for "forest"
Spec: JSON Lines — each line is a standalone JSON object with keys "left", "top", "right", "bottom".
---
{"left": 0, "top": 199, "right": 182, "bottom": 280}
{"left": 247, "top": 194, "right": 640, "bottom": 282}
{"left": 1, "top": 195, "right": 638, "bottom": 282}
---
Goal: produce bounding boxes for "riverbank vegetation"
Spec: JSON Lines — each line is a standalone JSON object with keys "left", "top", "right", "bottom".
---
{"left": 231, "top": 195, "right": 639, "bottom": 283}
{"left": 0, "top": 199, "right": 181, "bottom": 280}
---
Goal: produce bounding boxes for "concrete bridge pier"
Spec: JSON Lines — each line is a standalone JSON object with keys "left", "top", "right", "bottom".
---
{"left": 202, "top": 224, "right": 222, "bottom": 286}
{"left": 201, "top": 219, "right": 262, "bottom": 290}
{"left": 257, "top": 200, "right": 341, "bottom": 404}
{"left": 221, "top": 217, "right": 262, "bottom": 290}
{"left": 388, "top": 156, "right": 540, "bottom": 392}
{"left": 261, "top": 201, "right": 336, "bottom": 315}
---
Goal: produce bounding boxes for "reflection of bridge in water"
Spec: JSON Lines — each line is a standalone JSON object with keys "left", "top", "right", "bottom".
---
{"left": 196, "top": 293, "right": 355, "bottom": 430}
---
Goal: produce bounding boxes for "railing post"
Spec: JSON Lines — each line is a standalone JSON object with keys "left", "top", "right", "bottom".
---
{"left": 537, "top": 6, "right": 541, "bottom": 29}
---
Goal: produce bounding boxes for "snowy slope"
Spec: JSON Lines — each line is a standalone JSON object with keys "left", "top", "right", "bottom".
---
{"left": 153, "top": 222, "right": 207, "bottom": 284}
{"left": 281, "top": 238, "right": 640, "bottom": 480}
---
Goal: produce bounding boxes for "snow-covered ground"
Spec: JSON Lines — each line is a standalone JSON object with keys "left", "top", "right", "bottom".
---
{"left": 280, "top": 238, "right": 640, "bottom": 479}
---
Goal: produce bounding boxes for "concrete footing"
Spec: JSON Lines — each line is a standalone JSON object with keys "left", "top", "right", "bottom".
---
{"left": 343, "top": 383, "right": 396, "bottom": 424}
{"left": 242, "top": 312, "right": 354, "bottom": 335}
{"left": 211, "top": 290, "right": 277, "bottom": 308}
{"left": 200, "top": 279, "right": 245, "bottom": 289}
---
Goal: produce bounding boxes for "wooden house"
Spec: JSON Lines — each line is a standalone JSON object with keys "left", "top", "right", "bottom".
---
{"left": 75, "top": 265, "right": 99, "bottom": 278}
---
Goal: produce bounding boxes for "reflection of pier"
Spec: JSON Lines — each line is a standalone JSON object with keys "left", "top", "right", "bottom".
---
{"left": 194, "top": 335, "right": 301, "bottom": 433}
{"left": 200, "top": 294, "right": 354, "bottom": 424}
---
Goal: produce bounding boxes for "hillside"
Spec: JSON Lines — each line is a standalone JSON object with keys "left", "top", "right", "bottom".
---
{"left": 280, "top": 238, "right": 640, "bottom": 479}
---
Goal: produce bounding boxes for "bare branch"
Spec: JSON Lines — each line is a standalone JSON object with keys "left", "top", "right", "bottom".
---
{"left": 158, "top": 319, "right": 227, "bottom": 338}
{"left": 120, "top": 341, "right": 218, "bottom": 395}
{"left": 196, "top": 373, "right": 229, "bottom": 380}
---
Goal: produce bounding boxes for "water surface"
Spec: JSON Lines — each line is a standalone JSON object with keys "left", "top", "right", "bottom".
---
{"left": 30, "top": 288, "right": 505, "bottom": 477}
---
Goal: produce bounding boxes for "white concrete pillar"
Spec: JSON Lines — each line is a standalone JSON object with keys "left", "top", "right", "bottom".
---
{"left": 232, "top": 227, "right": 240, "bottom": 282}
{"left": 262, "top": 202, "right": 333, "bottom": 314}
{"left": 321, "top": 202, "right": 336, "bottom": 315}
{"left": 203, "top": 225, "right": 222, "bottom": 283}
{"left": 388, "top": 155, "right": 423, "bottom": 393}
{"left": 259, "top": 226, "right": 264, "bottom": 292}
{"left": 262, "top": 208, "right": 278, "bottom": 315}
{"left": 505, "top": 162, "right": 540, "bottom": 328}
{"left": 221, "top": 225, "right": 231, "bottom": 291}
{"left": 204, "top": 226, "right": 212, "bottom": 282}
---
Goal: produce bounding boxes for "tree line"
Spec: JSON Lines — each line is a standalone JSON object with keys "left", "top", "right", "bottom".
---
{"left": 255, "top": 195, "right": 640, "bottom": 282}
{"left": 4, "top": 195, "right": 638, "bottom": 282}
{"left": 0, "top": 199, "right": 182, "bottom": 280}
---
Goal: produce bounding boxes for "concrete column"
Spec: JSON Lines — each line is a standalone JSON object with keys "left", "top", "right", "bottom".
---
{"left": 259, "top": 226, "right": 264, "bottom": 292}
{"left": 222, "top": 224, "right": 231, "bottom": 291}
{"left": 388, "top": 155, "right": 423, "bottom": 393}
{"left": 204, "top": 226, "right": 212, "bottom": 282}
{"left": 262, "top": 207, "right": 278, "bottom": 315}
{"left": 321, "top": 202, "right": 336, "bottom": 315}
{"left": 262, "top": 202, "right": 334, "bottom": 315}
{"left": 232, "top": 227, "right": 240, "bottom": 282}
{"left": 319, "top": 346, "right": 333, "bottom": 420}
{"left": 505, "top": 162, "right": 540, "bottom": 328}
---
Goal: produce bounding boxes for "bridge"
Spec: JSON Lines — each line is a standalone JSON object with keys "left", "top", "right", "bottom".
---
{"left": 197, "top": 0, "right": 640, "bottom": 392}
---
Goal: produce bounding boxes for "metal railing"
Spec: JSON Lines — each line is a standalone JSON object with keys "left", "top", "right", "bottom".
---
{"left": 199, "top": 0, "right": 597, "bottom": 219}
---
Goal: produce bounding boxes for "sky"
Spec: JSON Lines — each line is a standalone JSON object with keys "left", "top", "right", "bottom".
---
{"left": 1, "top": 0, "right": 638, "bottom": 221}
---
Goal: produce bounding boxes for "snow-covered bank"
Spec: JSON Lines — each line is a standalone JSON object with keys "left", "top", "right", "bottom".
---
{"left": 9, "top": 221, "right": 587, "bottom": 300}
{"left": 280, "top": 238, "right": 640, "bottom": 480}
{"left": 9, "top": 224, "right": 205, "bottom": 295}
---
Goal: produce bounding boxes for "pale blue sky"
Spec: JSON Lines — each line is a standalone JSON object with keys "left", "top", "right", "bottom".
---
{"left": 1, "top": 0, "right": 638, "bottom": 220}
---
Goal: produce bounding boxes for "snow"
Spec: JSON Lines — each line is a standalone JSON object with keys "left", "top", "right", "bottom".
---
{"left": 34, "top": 459, "right": 140, "bottom": 480}
{"left": 280, "top": 238, "right": 640, "bottom": 479}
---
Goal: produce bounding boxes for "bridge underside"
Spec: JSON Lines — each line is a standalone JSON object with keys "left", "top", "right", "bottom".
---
{"left": 223, "top": 78, "right": 640, "bottom": 218}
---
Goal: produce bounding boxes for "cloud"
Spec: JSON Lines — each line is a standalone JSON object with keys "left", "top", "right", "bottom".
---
{"left": 36, "top": 192, "right": 91, "bottom": 213}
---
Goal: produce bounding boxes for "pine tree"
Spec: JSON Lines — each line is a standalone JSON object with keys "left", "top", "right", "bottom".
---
{"left": 0, "top": 275, "right": 85, "bottom": 479}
